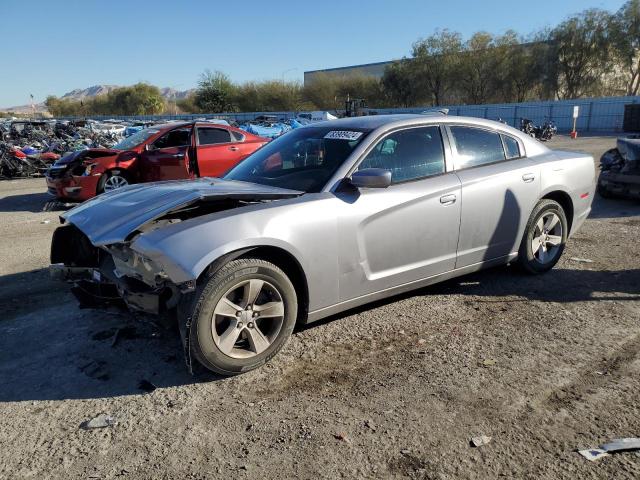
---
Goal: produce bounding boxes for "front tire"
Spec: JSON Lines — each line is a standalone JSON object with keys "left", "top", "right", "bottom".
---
{"left": 183, "top": 259, "right": 297, "bottom": 375}
{"left": 97, "top": 169, "right": 129, "bottom": 194}
{"left": 518, "top": 199, "right": 568, "bottom": 274}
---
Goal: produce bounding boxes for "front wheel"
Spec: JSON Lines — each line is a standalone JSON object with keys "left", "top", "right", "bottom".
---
{"left": 97, "top": 169, "right": 129, "bottom": 194}
{"left": 182, "top": 258, "right": 298, "bottom": 375}
{"left": 518, "top": 199, "right": 568, "bottom": 274}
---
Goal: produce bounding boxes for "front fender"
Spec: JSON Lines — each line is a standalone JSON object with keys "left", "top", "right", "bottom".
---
{"left": 128, "top": 196, "right": 341, "bottom": 311}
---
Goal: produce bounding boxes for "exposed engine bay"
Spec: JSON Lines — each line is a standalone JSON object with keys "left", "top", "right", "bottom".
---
{"left": 50, "top": 196, "right": 279, "bottom": 315}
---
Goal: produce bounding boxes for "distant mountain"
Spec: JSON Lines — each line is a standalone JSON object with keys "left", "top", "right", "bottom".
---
{"left": 1, "top": 84, "right": 195, "bottom": 113}
{"left": 60, "top": 85, "right": 121, "bottom": 101}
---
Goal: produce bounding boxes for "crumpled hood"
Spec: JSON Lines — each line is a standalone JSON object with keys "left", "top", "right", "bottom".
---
{"left": 61, "top": 178, "right": 303, "bottom": 246}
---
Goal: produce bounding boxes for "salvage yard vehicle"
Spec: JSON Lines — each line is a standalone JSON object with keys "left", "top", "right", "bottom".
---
{"left": 50, "top": 114, "right": 596, "bottom": 375}
{"left": 45, "top": 122, "right": 268, "bottom": 201}
{"left": 598, "top": 135, "right": 640, "bottom": 199}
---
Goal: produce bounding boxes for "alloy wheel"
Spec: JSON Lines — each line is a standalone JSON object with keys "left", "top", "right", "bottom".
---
{"left": 211, "top": 279, "right": 285, "bottom": 359}
{"left": 531, "top": 212, "right": 563, "bottom": 264}
{"left": 103, "top": 174, "right": 128, "bottom": 191}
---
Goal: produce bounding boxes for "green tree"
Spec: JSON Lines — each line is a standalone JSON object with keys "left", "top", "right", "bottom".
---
{"left": 611, "top": 0, "right": 640, "bottom": 95}
{"left": 382, "top": 60, "right": 417, "bottom": 107}
{"left": 551, "top": 9, "right": 612, "bottom": 99}
{"left": 457, "top": 32, "right": 500, "bottom": 104}
{"left": 411, "top": 29, "right": 463, "bottom": 105}
{"left": 194, "top": 70, "right": 235, "bottom": 112}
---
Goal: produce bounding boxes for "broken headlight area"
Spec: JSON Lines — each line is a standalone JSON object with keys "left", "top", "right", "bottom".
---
{"left": 50, "top": 224, "right": 182, "bottom": 315}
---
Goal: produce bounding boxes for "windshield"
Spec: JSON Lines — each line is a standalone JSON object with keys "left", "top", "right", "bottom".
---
{"left": 223, "top": 126, "right": 371, "bottom": 192}
{"left": 112, "top": 128, "right": 159, "bottom": 150}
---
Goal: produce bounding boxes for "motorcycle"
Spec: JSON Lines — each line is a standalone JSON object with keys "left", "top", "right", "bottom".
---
{"left": 538, "top": 119, "right": 557, "bottom": 142}
{"left": 520, "top": 118, "right": 536, "bottom": 137}
{"left": 520, "top": 118, "right": 557, "bottom": 142}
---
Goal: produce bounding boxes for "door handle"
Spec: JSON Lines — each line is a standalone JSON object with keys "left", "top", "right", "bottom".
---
{"left": 440, "top": 194, "right": 457, "bottom": 205}
{"left": 229, "top": 146, "right": 240, "bottom": 151}
{"left": 170, "top": 153, "right": 184, "bottom": 158}
{"left": 522, "top": 173, "right": 535, "bottom": 183}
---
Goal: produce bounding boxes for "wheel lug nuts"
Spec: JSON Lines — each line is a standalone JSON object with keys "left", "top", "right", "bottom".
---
{"left": 247, "top": 322, "right": 254, "bottom": 329}
{"left": 237, "top": 322, "right": 243, "bottom": 328}
{"left": 236, "top": 311, "right": 242, "bottom": 317}
{"left": 253, "top": 312, "right": 259, "bottom": 318}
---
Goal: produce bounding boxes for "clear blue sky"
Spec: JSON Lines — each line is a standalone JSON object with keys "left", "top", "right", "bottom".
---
{"left": 0, "top": 0, "right": 625, "bottom": 107}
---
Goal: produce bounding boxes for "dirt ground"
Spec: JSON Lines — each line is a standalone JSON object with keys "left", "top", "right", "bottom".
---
{"left": 0, "top": 134, "right": 639, "bottom": 479}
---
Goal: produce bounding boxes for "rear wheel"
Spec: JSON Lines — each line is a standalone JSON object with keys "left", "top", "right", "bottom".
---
{"left": 97, "top": 169, "right": 129, "bottom": 194}
{"left": 518, "top": 199, "right": 567, "bottom": 274}
{"left": 183, "top": 258, "right": 297, "bottom": 375}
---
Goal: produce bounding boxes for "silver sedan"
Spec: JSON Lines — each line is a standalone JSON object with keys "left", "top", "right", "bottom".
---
{"left": 51, "top": 114, "right": 596, "bottom": 375}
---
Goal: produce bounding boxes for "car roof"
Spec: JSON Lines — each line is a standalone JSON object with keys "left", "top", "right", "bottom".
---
{"left": 313, "top": 113, "right": 548, "bottom": 156}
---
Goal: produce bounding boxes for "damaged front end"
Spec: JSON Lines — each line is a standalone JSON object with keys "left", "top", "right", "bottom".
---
{"left": 598, "top": 136, "right": 640, "bottom": 199}
{"left": 49, "top": 178, "right": 303, "bottom": 371}
{"left": 50, "top": 224, "right": 189, "bottom": 314}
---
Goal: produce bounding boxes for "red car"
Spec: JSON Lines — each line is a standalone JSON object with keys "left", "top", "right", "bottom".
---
{"left": 46, "top": 121, "right": 268, "bottom": 201}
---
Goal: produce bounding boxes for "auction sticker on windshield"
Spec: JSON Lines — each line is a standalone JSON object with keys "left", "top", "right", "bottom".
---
{"left": 324, "top": 131, "right": 363, "bottom": 141}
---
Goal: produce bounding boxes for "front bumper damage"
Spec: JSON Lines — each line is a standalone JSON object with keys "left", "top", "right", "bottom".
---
{"left": 50, "top": 224, "right": 193, "bottom": 315}
{"left": 46, "top": 174, "right": 101, "bottom": 201}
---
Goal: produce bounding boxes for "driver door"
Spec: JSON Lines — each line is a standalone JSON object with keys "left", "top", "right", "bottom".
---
{"left": 337, "top": 126, "right": 462, "bottom": 301}
{"left": 139, "top": 126, "right": 194, "bottom": 182}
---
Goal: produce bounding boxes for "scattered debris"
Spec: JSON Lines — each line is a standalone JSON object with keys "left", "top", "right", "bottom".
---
{"left": 138, "top": 379, "right": 157, "bottom": 393}
{"left": 417, "top": 339, "right": 427, "bottom": 345}
{"left": 400, "top": 449, "right": 411, "bottom": 455}
{"left": 569, "top": 257, "right": 594, "bottom": 263}
{"left": 40, "top": 219, "right": 50, "bottom": 224}
{"left": 80, "top": 414, "right": 116, "bottom": 430}
{"left": 481, "top": 359, "right": 497, "bottom": 367}
{"left": 600, "top": 437, "right": 640, "bottom": 453}
{"left": 364, "top": 420, "right": 376, "bottom": 432}
{"left": 470, "top": 435, "right": 492, "bottom": 447}
{"left": 333, "top": 432, "right": 351, "bottom": 444}
{"left": 578, "top": 438, "right": 640, "bottom": 461}
{"left": 578, "top": 448, "right": 609, "bottom": 461}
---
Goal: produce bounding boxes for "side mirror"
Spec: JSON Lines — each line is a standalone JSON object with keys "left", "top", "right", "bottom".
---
{"left": 145, "top": 143, "right": 156, "bottom": 152}
{"left": 349, "top": 168, "right": 392, "bottom": 189}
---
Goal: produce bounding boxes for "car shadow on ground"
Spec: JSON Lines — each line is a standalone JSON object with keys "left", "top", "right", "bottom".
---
{"left": 0, "top": 191, "right": 76, "bottom": 213}
{"left": 300, "top": 266, "right": 640, "bottom": 334}
{"left": 588, "top": 194, "right": 640, "bottom": 220}
{"left": 0, "top": 268, "right": 219, "bottom": 403}
{"left": 2, "top": 265, "right": 638, "bottom": 403}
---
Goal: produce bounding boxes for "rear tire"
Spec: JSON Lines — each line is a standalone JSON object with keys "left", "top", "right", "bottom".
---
{"left": 518, "top": 199, "right": 568, "bottom": 274}
{"left": 181, "top": 258, "right": 297, "bottom": 375}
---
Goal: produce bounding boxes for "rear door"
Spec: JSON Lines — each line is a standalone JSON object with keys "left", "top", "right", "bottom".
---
{"left": 447, "top": 125, "right": 540, "bottom": 267}
{"left": 195, "top": 126, "right": 245, "bottom": 177}
{"left": 139, "top": 126, "right": 194, "bottom": 182}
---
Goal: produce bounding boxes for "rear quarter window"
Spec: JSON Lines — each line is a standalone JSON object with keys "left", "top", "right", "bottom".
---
{"left": 502, "top": 135, "right": 522, "bottom": 159}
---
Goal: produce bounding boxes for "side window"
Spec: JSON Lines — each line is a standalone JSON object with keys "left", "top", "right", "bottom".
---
{"left": 450, "top": 126, "right": 505, "bottom": 169}
{"left": 502, "top": 135, "right": 521, "bottom": 159}
{"left": 357, "top": 126, "right": 445, "bottom": 183}
{"left": 153, "top": 128, "right": 191, "bottom": 149}
{"left": 230, "top": 130, "right": 245, "bottom": 142}
{"left": 198, "top": 128, "right": 231, "bottom": 145}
